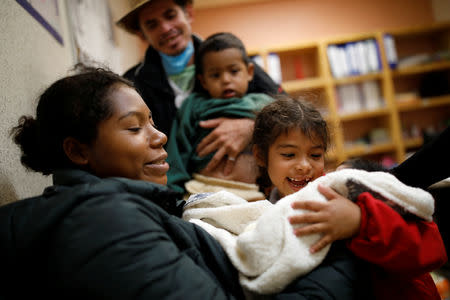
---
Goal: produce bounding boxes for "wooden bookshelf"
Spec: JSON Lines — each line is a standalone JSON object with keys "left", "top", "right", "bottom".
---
{"left": 281, "top": 78, "right": 326, "bottom": 93}
{"left": 339, "top": 108, "right": 390, "bottom": 122}
{"left": 250, "top": 21, "right": 450, "bottom": 166}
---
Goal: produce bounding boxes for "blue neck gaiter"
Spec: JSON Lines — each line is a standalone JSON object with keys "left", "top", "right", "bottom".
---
{"left": 159, "top": 41, "right": 194, "bottom": 75}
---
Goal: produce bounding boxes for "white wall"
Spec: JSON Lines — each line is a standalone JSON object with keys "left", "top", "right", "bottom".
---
{"left": 0, "top": 1, "right": 74, "bottom": 205}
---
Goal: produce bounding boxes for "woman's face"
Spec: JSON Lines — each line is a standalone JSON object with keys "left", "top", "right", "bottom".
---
{"left": 85, "top": 85, "right": 169, "bottom": 185}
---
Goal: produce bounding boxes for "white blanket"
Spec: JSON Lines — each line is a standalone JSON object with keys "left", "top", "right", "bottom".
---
{"left": 182, "top": 169, "right": 434, "bottom": 294}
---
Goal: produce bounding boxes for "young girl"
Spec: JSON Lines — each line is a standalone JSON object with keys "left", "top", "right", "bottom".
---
{"left": 252, "top": 96, "right": 447, "bottom": 300}
{"left": 252, "top": 95, "right": 329, "bottom": 202}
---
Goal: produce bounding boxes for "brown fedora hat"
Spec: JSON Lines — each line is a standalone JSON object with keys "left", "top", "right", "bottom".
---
{"left": 116, "top": 0, "right": 152, "bottom": 34}
{"left": 116, "top": 0, "right": 193, "bottom": 34}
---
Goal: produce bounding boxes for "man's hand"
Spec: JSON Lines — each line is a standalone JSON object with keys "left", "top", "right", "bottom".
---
{"left": 288, "top": 184, "right": 362, "bottom": 253}
{"left": 197, "top": 117, "right": 254, "bottom": 175}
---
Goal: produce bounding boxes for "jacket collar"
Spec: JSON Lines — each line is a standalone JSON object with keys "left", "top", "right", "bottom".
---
{"left": 51, "top": 169, "right": 184, "bottom": 216}
{"left": 52, "top": 168, "right": 101, "bottom": 186}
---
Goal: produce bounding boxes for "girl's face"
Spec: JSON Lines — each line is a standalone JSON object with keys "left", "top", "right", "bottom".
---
{"left": 85, "top": 85, "right": 169, "bottom": 185}
{"left": 264, "top": 128, "right": 325, "bottom": 198}
{"left": 198, "top": 48, "right": 254, "bottom": 99}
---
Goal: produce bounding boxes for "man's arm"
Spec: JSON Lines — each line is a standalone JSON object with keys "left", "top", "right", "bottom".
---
{"left": 196, "top": 64, "right": 283, "bottom": 174}
{"left": 197, "top": 117, "right": 255, "bottom": 175}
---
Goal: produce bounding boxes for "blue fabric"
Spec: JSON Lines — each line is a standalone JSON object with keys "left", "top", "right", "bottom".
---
{"left": 160, "top": 41, "right": 194, "bottom": 75}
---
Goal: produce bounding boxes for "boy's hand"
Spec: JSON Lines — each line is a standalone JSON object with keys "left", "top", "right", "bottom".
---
{"left": 197, "top": 117, "right": 254, "bottom": 175}
{"left": 289, "top": 184, "right": 361, "bottom": 253}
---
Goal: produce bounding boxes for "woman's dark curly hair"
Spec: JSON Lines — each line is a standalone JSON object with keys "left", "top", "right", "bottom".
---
{"left": 252, "top": 95, "right": 330, "bottom": 192}
{"left": 10, "top": 64, "right": 134, "bottom": 175}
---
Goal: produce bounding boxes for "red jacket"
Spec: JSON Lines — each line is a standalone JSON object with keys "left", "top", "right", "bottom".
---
{"left": 348, "top": 192, "right": 447, "bottom": 300}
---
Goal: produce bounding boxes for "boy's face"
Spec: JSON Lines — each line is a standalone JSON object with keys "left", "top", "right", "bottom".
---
{"left": 262, "top": 128, "right": 325, "bottom": 198}
{"left": 198, "top": 48, "right": 254, "bottom": 99}
{"left": 83, "top": 85, "right": 169, "bottom": 185}
{"left": 138, "top": 0, "right": 193, "bottom": 56}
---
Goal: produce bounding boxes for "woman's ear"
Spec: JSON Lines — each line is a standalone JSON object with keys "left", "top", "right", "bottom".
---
{"left": 252, "top": 144, "right": 266, "bottom": 167}
{"left": 63, "top": 137, "right": 89, "bottom": 166}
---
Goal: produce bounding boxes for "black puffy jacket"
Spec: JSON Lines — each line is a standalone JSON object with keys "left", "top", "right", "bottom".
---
{"left": 0, "top": 169, "right": 369, "bottom": 299}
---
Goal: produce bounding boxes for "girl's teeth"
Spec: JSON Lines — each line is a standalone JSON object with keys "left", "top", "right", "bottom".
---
{"left": 288, "top": 177, "right": 311, "bottom": 187}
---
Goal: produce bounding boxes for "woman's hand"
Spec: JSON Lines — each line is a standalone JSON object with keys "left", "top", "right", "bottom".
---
{"left": 197, "top": 117, "right": 254, "bottom": 175}
{"left": 289, "top": 184, "right": 361, "bottom": 253}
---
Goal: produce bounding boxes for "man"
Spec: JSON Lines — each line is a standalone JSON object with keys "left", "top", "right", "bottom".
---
{"left": 116, "top": 0, "right": 283, "bottom": 173}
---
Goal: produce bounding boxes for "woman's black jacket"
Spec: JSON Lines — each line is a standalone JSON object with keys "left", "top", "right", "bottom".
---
{"left": 0, "top": 169, "right": 369, "bottom": 299}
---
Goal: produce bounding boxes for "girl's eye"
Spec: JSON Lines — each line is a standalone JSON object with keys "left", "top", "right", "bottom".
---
{"left": 231, "top": 69, "right": 240, "bottom": 74}
{"left": 281, "top": 153, "right": 294, "bottom": 158}
{"left": 128, "top": 127, "right": 141, "bottom": 132}
{"left": 209, "top": 73, "right": 220, "bottom": 79}
{"left": 311, "top": 153, "right": 323, "bottom": 159}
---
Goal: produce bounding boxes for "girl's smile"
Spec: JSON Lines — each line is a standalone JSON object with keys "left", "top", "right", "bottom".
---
{"left": 265, "top": 128, "right": 325, "bottom": 198}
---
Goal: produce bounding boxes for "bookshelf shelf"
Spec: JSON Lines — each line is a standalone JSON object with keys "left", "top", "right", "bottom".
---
{"left": 333, "top": 72, "right": 383, "bottom": 85}
{"left": 326, "top": 33, "right": 378, "bottom": 45}
{"left": 344, "top": 142, "right": 396, "bottom": 157}
{"left": 397, "top": 95, "right": 450, "bottom": 111}
{"left": 282, "top": 78, "right": 326, "bottom": 92}
{"left": 392, "top": 61, "right": 450, "bottom": 77}
{"left": 404, "top": 137, "right": 424, "bottom": 149}
{"left": 251, "top": 21, "right": 450, "bottom": 166}
{"left": 339, "top": 108, "right": 390, "bottom": 121}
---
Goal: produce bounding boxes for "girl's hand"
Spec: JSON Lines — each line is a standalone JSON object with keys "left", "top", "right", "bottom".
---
{"left": 289, "top": 184, "right": 361, "bottom": 253}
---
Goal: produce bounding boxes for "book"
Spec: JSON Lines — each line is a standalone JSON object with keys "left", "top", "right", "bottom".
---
{"left": 365, "top": 39, "right": 381, "bottom": 72}
{"left": 327, "top": 45, "right": 342, "bottom": 78}
{"left": 267, "top": 53, "right": 282, "bottom": 84}
{"left": 383, "top": 34, "right": 398, "bottom": 69}
{"left": 361, "top": 80, "right": 383, "bottom": 110}
{"left": 294, "top": 57, "right": 304, "bottom": 79}
{"left": 355, "top": 41, "right": 370, "bottom": 75}
{"left": 251, "top": 55, "right": 264, "bottom": 69}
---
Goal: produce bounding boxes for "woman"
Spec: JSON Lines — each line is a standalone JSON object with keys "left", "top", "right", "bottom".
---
{"left": 0, "top": 65, "right": 366, "bottom": 299}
